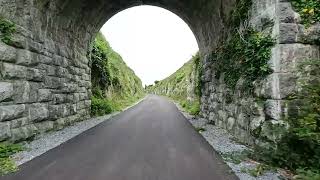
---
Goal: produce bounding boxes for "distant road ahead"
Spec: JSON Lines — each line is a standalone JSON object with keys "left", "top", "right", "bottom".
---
{"left": 2, "top": 95, "right": 238, "bottom": 180}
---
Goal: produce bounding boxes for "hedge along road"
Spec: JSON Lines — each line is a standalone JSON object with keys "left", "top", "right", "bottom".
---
{"left": 2, "top": 95, "right": 238, "bottom": 180}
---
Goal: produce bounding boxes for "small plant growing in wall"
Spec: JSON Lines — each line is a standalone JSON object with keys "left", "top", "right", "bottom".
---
{"left": 291, "top": 0, "right": 320, "bottom": 27}
{"left": 0, "top": 17, "right": 16, "bottom": 44}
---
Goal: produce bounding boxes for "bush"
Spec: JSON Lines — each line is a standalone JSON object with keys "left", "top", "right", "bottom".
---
{"left": 0, "top": 143, "right": 23, "bottom": 175}
{"left": 91, "top": 97, "right": 114, "bottom": 116}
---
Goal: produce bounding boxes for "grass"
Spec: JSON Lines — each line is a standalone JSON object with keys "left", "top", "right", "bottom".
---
{"left": 0, "top": 143, "right": 23, "bottom": 175}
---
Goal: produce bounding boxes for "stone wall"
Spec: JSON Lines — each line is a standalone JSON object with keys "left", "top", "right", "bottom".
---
{"left": 0, "top": 0, "right": 237, "bottom": 142}
{"left": 0, "top": 3, "right": 92, "bottom": 142}
{"left": 200, "top": 0, "right": 320, "bottom": 145}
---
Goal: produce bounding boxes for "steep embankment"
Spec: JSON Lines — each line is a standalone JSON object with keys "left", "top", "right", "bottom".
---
{"left": 90, "top": 33, "right": 145, "bottom": 116}
{"left": 147, "top": 54, "right": 201, "bottom": 115}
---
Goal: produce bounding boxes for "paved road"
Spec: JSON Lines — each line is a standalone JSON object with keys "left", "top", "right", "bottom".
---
{"left": 2, "top": 95, "right": 238, "bottom": 180}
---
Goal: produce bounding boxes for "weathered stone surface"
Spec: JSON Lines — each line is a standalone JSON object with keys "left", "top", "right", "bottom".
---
{"left": 0, "top": 82, "right": 13, "bottom": 102}
{"left": 1, "top": 63, "right": 44, "bottom": 81}
{"left": 11, "top": 125, "right": 38, "bottom": 142}
{"left": 0, "top": 122, "right": 11, "bottom": 141}
{"left": 35, "top": 121, "right": 54, "bottom": 133}
{"left": 28, "top": 103, "right": 49, "bottom": 122}
{"left": 0, "top": 42, "right": 16, "bottom": 63}
{"left": 38, "top": 89, "right": 52, "bottom": 102}
{"left": 0, "top": 105, "right": 25, "bottom": 122}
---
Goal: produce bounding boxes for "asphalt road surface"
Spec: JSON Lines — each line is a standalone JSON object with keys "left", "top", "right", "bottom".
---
{"left": 2, "top": 95, "right": 238, "bottom": 180}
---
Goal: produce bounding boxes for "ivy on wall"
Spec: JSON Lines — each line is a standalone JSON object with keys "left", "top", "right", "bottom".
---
{"left": 291, "top": 0, "right": 320, "bottom": 27}
{"left": 211, "top": 28, "right": 274, "bottom": 92}
{"left": 0, "top": 17, "right": 16, "bottom": 44}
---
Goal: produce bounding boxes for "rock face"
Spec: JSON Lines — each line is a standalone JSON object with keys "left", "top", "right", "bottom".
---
{"left": 0, "top": 0, "right": 319, "bottom": 144}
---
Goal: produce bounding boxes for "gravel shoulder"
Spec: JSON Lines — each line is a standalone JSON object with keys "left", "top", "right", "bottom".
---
{"left": 12, "top": 97, "right": 146, "bottom": 166}
{"left": 174, "top": 102, "right": 282, "bottom": 180}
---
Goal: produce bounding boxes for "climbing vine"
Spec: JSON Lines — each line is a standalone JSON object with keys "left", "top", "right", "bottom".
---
{"left": 229, "top": 0, "right": 252, "bottom": 27}
{"left": 211, "top": 28, "right": 274, "bottom": 92}
{"left": 291, "top": 0, "right": 320, "bottom": 27}
{"left": 0, "top": 17, "right": 16, "bottom": 44}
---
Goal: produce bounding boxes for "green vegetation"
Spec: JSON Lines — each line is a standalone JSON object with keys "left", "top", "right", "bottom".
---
{"left": 90, "top": 32, "right": 145, "bottom": 116}
{"left": 251, "top": 59, "right": 320, "bottom": 179}
{"left": 0, "top": 143, "right": 23, "bottom": 175}
{"left": 229, "top": 0, "right": 252, "bottom": 27}
{"left": 291, "top": 0, "right": 320, "bottom": 27}
{"left": 147, "top": 54, "right": 201, "bottom": 115}
{"left": 195, "top": 127, "right": 206, "bottom": 132}
{"left": 0, "top": 17, "right": 16, "bottom": 44}
{"left": 211, "top": 28, "right": 274, "bottom": 92}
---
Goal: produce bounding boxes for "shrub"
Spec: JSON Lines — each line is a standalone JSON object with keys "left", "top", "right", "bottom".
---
{"left": 0, "top": 143, "right": 23, "bottom": 175}
{"left": 91, "top": 97, "right": 114, "bottom": 116}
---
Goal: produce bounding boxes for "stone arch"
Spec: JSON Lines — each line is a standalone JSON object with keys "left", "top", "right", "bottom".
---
{"left": 1, "top": 0, "right": 319, "bottom": 145}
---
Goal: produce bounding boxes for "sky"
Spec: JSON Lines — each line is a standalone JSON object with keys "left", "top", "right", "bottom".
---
{"left": 101, "top": 5, "right": 199, "bottom": 86}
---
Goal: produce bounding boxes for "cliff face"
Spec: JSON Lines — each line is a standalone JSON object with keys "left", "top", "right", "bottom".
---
{"left": 147, "top": 54, "right": 201, "bottom": 115}
{"left": 90, "top": 33, "right": 144, "bottom": 116}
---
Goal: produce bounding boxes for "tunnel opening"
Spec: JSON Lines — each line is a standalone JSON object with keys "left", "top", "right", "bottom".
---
{"left": 89, "top": 5, "right": 200, "bottom": 117}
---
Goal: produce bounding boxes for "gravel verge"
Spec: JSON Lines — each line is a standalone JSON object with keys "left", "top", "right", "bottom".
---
{"left": 13, "top": 97, "right": 146, "bottom": 166}
{"left": 174, "top": 102, "right": 282, "bottom": 180}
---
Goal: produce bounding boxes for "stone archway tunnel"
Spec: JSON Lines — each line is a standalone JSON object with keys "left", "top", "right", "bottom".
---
{"left": 0, "top": 0, "right": 319, "bottom": 144}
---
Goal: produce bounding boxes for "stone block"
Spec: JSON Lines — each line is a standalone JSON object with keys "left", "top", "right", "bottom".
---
{"left": 278, "top": 2, "right": 299, "bottom": 23}
{"left": 0, "top": 122, "right": 11, "bottom": 141}
{"left": 0, "top": 42, "right": 16, "bottom": 63}
{"left": 13, "top": 81, "right": 40, "bottom": 103}
{"left": 16, "top": 49, "right": 39, "bottom": 66}
{"left": 28, "top": 103, "right": 49, "bottom": 122}
{"left": 1, "top": 63, "right": 44, "bottom": 81}
{"left": 38, "top": 89, "right": 52, "bottom": 102}
{"left": 35, "top": 121, "right": 54, "bottom": 133}
{"left": 0, "top": 104, "right": 25, "bottom": 122}
{"left": 11, "top": 124, "right": 38, "bottom": 142}
{"left": 278, "top": 23, "right": 299, "bottom": 43}
{"left": 271, "top": 44, "right": 320, "bottom": 73}
{"left": 0, "top": 82, "right": 13, "bottom": 102}
{"left": 10, "top": 117, "right": 30, "bottom": 129}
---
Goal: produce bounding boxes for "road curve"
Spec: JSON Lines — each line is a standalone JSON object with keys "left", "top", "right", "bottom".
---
{"left": 2, "top": 95, "right": 238, "bottom": 180}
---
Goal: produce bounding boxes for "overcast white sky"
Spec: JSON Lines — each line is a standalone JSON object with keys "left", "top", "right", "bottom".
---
{"left": 101, "top": 5, "right": 199, "bottom": 86}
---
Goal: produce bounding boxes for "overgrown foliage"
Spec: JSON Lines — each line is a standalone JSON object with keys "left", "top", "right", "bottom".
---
{"left": 0, "top": 17, "right": 16, "bottom": 44}
{"left": 90, "top": 33, "right": 145, "bottom": 116}
{"left": 147, "top": 54, "right": 201, "bottom": 115}
{"left": 251, "top": 59, "right": 320, "bottom": 179}
{"left": 291, "top": 0, "right": 320, "bottom": 27}
{"left": 229, "top": 0, "right": 252, "bottom": 27}
{"left": 212, "top": 28, "right": 274, "bottom": 91}
{"left": 0, "top": 143, "right": 23, "bottom": 175}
